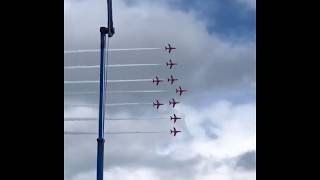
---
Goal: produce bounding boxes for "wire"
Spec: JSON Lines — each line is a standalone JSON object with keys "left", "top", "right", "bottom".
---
{"left": 104, "top": 35, "right": 110, "bottom": 134}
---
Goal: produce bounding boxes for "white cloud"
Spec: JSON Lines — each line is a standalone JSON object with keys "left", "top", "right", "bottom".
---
{"left": 65, "top": 0, "right": 256, "bottom": 179}
{"left": 159, "top": 101, "right": 256, "bottom": 160}
{"left": 64, "top": 100, "right": 256, "bottom": 180}
{"left": 72, "top": 168, "right": 160, "bottom": 180}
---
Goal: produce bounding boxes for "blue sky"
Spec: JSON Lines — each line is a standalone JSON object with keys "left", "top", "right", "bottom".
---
{"left": 64, "top": 0, "right": 256, "bottom": 179}
{"left": 123, "top": 0, "right": 256, "bottom": 40}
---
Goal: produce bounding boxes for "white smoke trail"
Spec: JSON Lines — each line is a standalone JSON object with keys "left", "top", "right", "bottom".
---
{"left": 64, "top": 103, "right": 152, "bottom": 107}
{"left": 64, "top": 48, "right": 161, "bottom": 54}
{"left": 108, "top": 90, "right": 168, "bottom": 93}
{"left": 64, "top": 64, "right": 161, "bottom": 69}
{"left": 108, "top": 64, "right": 161, "bottom": 67}
{"left": 64, "top": 104, "right": 97, "bottom": 107}
{"left": 108, "top": 79, "right": 152, "bottom": 82}
{"left": 64, "top": 91, "right": 97, "bottom": 95}
{"left": 64, "top": 131, "right": 166, "bottom": 135}
{"left": 64, "top": 117, "right": 167, "bottom": 121}
{"left": 64, "top": 81, "right": 99, "bottom": 84}
{"left": 107, "top": 103, "right": 152, "bottom": 106}
{"left": 64, "top": 90, "right": 168, "bottom": 95}
{"left": 64, "top": 79, "right": 152, "bottom": 84}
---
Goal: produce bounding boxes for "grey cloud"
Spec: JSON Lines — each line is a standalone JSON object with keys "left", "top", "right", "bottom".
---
{"left": 235, "top": 150, "right": 256, "bottom": 171}
{"left": 65, "top": 0, "right": 256, "bottom": 179}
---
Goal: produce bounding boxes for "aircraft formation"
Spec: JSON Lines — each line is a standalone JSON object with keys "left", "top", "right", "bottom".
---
{"left": 153, "top": 44, "right": 186, "bottom": 137}
{"left": 64, "top": 44, "right": 185, "bottom": 137}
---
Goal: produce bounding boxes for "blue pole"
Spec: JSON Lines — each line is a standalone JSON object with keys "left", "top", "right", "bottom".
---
{"left": 97, "top": 1, "right": 114, "bottom": 179}
{"left": 97, "top": 27, "right": 108, "bottom": 180}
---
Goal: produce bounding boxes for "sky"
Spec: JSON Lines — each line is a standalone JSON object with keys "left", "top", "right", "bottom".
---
{"left": 64, "top": 0, "right": 256, "bottom": 180}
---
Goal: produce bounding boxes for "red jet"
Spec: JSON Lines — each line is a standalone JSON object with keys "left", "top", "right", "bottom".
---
{"left": 165, "top": 44, "right": 176, "bottom": 53}
{"left": 168, "top": 75, "right": 178, "bottom": 85}
{"left": 166, "top": 59, "right": 177, "bottom": 69}
{"left": 170, "top": 127, "right": 181, "bottom": 136}
{"left": 169, "top": 98, "right": 180, "bottom": 108}
{"left": 152, "top": 76, "right": 163, "bottom": 86}
{"left": 176, "top": 86, "right": 187, "bottom": 96}
{"left": 153, "top": 100, "right": 164, "bottom": 109}
{"left": 170, "top": 114, "right": 181, "bottom": 123}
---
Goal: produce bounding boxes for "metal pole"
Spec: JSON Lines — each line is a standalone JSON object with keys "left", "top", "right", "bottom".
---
{"left": 107, "top": 0, "right": 115, "bottom": 38}
{"left": 97, "top": 27, "right": 108, "bottom": 180}
{"left": 97, "top": 1, "right": 114, "bottom": 180}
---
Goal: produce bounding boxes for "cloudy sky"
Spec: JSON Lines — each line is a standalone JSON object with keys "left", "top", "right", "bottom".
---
{"left": 64, "top": 0, "right": 256, "bottom": 179}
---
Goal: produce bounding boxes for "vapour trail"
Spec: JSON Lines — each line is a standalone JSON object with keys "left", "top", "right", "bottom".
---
{"left": 64, "top": 103, "right": 152, "bottom": 107}
{"left": 64, "top": 64, "right": 161, "bottom": 69}
{"left": 64, "top": 91, "right": 97, "bottom": 95}
{"left": 64, "top": 90, "right": 168, "bottom": 95}
{"left": 109, "top": 90, "right": 168, "bottom": 93}
{"left": 107, "top": 103, "right": 152, "bottom": 106}
{"left": 64, "top": 131, "right": 166, "bottom": 135}
{"left": 64, "top": 117, "right": 168, "bottom": 121}
{"left": 64, "top": 79, "right": 152, "bottom": 84}
{"left": 64, "top": 48, "right": 161, "bottom": 54}
{"left": 108, "top": 79, "right": 153, "bottom": 83}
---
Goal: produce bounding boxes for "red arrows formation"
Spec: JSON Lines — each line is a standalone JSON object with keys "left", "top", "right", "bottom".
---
{"left": 153, "top": 44, "right": 186, "bottom": 137}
